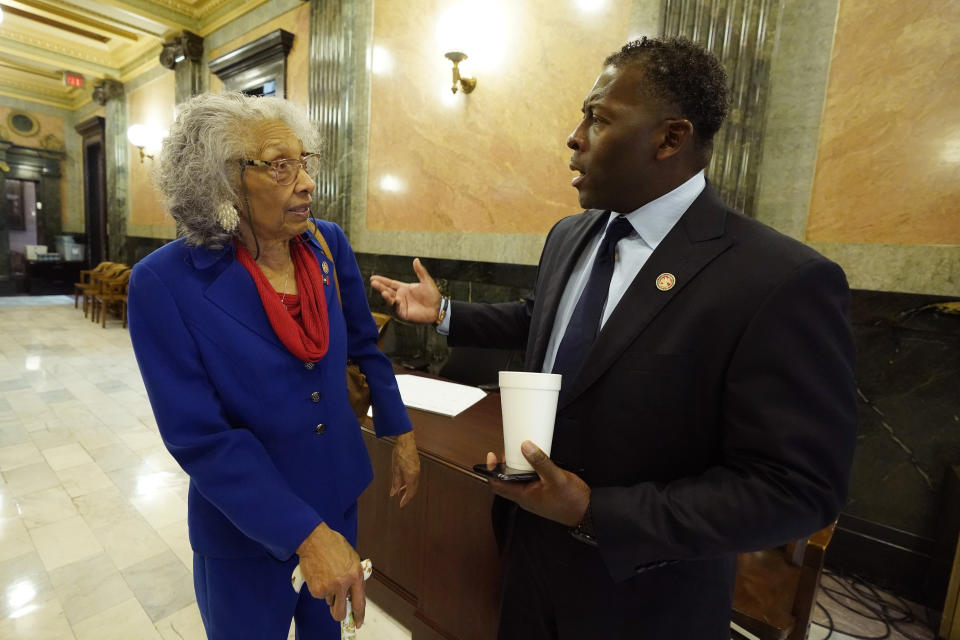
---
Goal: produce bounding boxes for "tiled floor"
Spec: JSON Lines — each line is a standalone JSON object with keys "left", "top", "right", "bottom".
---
{"left": 0, "top": 296, "right": 941, "bottom": 640}
{"left": 0, "top": 296, "right": 411, "bottom": 639}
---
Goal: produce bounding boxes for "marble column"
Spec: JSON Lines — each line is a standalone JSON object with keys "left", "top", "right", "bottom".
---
{"left": 307, "top": 0, "right": 371, "bottom": 234}
{"left": 94, "top": 79, "right": 129, "bottom": 263}
{"left": 662, "top": 0, "right": 783, "bottom": 217}
{"left": 173, "top": 31, "right": 207, "bottom": 102}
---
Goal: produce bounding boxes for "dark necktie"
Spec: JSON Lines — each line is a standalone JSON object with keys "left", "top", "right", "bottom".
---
{"left": 551, "top": 216, "right": 634, "bottom": 387}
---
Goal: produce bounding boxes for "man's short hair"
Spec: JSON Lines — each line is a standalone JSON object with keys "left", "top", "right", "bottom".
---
{"left": 605, "top": 37, "right": 729, "bottom": 148}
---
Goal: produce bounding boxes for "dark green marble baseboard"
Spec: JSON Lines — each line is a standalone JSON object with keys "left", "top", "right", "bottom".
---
{"left": 355, "top": 252, "right": 534, "bottom": 371}
{"left": 124, "top": 236, "right": 169, "bottom": 266}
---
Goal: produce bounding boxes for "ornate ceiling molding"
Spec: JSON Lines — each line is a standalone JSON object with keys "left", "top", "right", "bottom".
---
{"left": 0, "top": 28, "right": 117, "bottom": 68}
{"left": 0, "top": 84, "right": 88, "bottom": 110}
{"left": 119, "top": 44, "right": 164, "bottom": 82}
{"left": 0, "top": 0, "right": 273, "bottom": 110}
{"left": 12, "top": 0, "right": 143, "bottom": 41}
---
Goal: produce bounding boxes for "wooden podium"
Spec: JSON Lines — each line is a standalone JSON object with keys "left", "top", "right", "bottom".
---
{"left": 357, "top": 390, "right": 505, "bottom": 640}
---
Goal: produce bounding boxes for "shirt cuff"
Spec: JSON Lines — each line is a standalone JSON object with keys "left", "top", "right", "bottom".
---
{"left": 436, "top": 302, "right": 451, "bottom": 335}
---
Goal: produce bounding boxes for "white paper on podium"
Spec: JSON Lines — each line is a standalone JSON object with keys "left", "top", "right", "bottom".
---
{"left": 369, "top": 374, "right": 487, "bottom": 418}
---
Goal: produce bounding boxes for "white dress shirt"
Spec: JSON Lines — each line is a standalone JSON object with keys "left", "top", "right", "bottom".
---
{"left": 438, "top": 171, "right": 706, "bottom": 375}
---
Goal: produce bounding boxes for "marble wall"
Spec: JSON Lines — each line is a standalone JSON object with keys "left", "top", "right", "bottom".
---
{"left": 366, "top": 0, "right": 632, "bottom": 235}
{"left": 126, "top": 73, "right": 175, "bottom": 232}
{"left": 847, "top": 293, "right": 960, "bottom": 539}
{"left": 837, "top": 290, "right": 960, "bottom": 605}
{"left": 349, "top": 0, "right": 663, "bottom": 264}
{"left": 358, "top": 251, "right": 536, "bottom": 370}
{"left": 756, "top": 0, "right": 959, "bottom": 296}
{"left": 348, "top": 0, "right": 957, "bottom": 295}
{"left": 807, "top": 0, "right": 960, "bottom": 247}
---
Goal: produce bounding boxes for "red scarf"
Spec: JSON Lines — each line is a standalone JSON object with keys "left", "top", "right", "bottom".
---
{"left": 235, "top": 239, "right": 329, "bottom": 361}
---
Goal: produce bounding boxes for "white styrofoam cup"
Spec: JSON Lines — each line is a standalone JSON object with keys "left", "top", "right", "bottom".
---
{"left": 498, "top": 371, "right": 562, "bottom": 471}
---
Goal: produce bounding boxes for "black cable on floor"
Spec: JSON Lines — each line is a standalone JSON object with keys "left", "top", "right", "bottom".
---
{"left": 816, "top": 600, "right": 835, "bottom": 640}
{"left": 809, "top": 569, "right": 936, "bottom": 640}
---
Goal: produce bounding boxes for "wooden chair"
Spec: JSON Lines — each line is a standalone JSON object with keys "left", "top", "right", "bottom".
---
{"left": 74, "top": 261, "right": 114, "bottom": 309}
{"left": 731, "top": 522, "right": 837, "bottom": 640}
{"left": 91, "top": 267, "right": 131, "bottom": 328}
{"left": 82, "top": 263, "right": 126, "bottom": 318}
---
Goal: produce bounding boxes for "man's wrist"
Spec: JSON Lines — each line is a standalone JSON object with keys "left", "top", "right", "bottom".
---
{"left": 570, "top": 498, "right": 598, "bottom": 546}
{"left": 433, "top": 296, "right": 450, "bottom": 326}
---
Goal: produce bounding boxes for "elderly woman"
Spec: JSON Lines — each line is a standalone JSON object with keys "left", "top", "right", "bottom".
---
{"left": 127, "top": 92, "right": 419, "bottom": 639}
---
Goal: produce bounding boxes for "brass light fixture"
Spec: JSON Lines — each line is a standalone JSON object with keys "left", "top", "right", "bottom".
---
{"left": 127, "top": 124, "right": 160, "bottom": 163}
{"left": 444, "top": 51, "right": 476, "bottom": 94}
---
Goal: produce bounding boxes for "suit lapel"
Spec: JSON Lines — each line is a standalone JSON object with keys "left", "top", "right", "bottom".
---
{"left": 527, "top": 210, "right": 608, "bottom": 370}
{"left": 559, "top": 187, "right": 733, "bottom": 408}
{"left": 202, "top": 253, "right": 286, "bottom": 351}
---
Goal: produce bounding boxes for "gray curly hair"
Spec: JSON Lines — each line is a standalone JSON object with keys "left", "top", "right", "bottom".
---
{"left": 154, "top": 92, "right": 322, "bottom": 249}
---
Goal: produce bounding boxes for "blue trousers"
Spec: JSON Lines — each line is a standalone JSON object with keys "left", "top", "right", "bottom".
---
{"left": 194, "top": 503, "right": 358, "bottom": 640}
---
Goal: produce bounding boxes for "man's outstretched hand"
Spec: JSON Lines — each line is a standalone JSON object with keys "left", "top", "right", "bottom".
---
{"left": 370, "top": 258, "right": 442, "bottom": 325}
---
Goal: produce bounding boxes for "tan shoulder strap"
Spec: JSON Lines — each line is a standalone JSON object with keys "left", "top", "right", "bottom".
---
{"left": 306, "top": 219, "right": 342, "bottom": 308}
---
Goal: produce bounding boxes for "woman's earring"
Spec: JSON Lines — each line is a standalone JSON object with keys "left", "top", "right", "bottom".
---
{"left": 215, "top": 201, "right": 239, "bottom": 232}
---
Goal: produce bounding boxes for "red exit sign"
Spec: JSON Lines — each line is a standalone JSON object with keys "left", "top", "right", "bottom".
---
{"left": 62, "top": 72, "right": 84, "bottom": 88}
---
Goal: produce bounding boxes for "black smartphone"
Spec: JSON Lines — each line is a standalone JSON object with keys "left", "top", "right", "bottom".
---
{"left": 472, "top": 463, "right": 539, "bottom": 482}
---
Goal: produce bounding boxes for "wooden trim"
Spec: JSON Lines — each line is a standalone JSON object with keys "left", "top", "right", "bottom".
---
{"left": 942, "top": 536, "right": 960, "bottom": 640}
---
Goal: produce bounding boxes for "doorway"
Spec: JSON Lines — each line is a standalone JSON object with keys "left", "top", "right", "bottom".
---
{"left": 84, "top": 140, "right": 106, "bottom": 264}
{"left": 76, "top": 116, "right": 107, "bottom": 266}
{"left": 5, "top": 178, "right": 41, "bottom": 252}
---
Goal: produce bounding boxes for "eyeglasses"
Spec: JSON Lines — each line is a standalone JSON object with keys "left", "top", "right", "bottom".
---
{"left": 243, "top": 153, "right": 321, "bottom": 186}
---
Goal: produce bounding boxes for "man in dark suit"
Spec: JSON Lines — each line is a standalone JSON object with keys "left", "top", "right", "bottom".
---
{"left": 371, "top": 37, "right": 857, "bottom": 639}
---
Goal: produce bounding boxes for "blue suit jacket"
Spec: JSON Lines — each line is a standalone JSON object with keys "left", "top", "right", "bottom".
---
{"left": 128, "top": 219, "right": 411, "bottom": 560}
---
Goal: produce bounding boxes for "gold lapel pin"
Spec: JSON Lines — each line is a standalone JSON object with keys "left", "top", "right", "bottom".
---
{"left": 321, "top": 261, "right": 330, "bottom": 275}
{"left": 656, "top": 273, "right": 676, "bottom": 291}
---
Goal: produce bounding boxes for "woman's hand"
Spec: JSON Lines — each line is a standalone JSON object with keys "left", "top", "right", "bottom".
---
{"left": 391, "top": 431, "right": 421, "bottom": 508}
{"left": 370, "top": 259, "right": 443, "bottom": 324}
{"left": 296, "top": 523, "right": 366, "bottom": 626}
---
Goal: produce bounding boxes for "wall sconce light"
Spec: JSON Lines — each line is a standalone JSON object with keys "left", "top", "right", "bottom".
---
{"left": 444, "top": 51, "right": 476, "bottom": 94}
{"left": 127, "top": 124, "right": 164, "bottom": 163}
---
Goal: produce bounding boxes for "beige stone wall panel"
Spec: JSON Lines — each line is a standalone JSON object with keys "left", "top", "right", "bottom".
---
{"left": 365, "top": 0, "right": 636, "bottom": 236}
{"left": 807, "top": 0, "right": 960, "bottom": 246}
{"left": 126, "top": 72, "right": 175, "bottom": 228}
